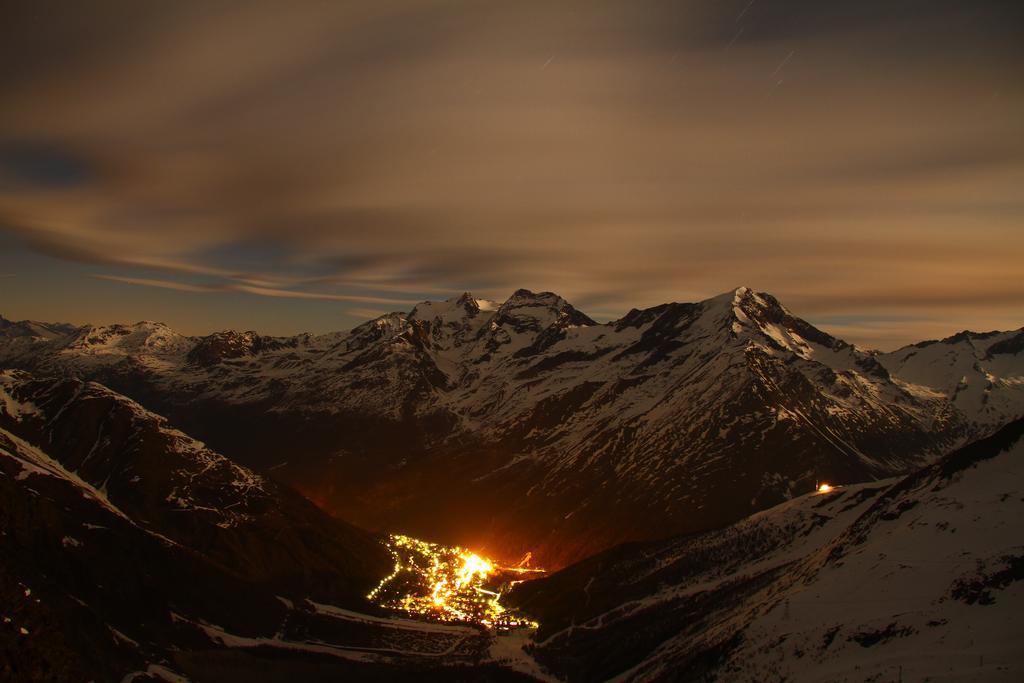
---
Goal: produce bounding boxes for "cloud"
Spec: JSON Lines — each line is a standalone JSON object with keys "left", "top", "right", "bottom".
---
{"left": 0, "top": 141, "right": 93, "bottom": 190}
{"left": 91, "top": 274, "right": 417, "bottom": 306}
{"left": 345, "top": 307, "right": 391, "bottom": 320}
{"left": 228, "top": 283, "right": 414, "bottom": 306}
{"left": 0, "top": 1, "right": 1021, "bottom": 348}
{"left": 91, "top": 275, "right": 212, "bottom": 294}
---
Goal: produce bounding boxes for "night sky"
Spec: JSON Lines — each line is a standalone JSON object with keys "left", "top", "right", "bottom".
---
{"left": 1, "top": 1, "right": 1021, "bottom": 349}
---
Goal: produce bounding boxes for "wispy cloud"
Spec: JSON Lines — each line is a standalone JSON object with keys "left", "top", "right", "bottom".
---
{"left": 0, "top": 1, "right": 1021, "bottom": 347}
{"left": 345, "top": 307, "right": 391, "bottom": 320}
{"left": 228, "top": 283, "right": 414, "bottom": 305}
{"left": 91, "top": 275, "right": 212, "bottom": 293}
{"left": 91, "top": 274, "right": 416, "bottom": 306}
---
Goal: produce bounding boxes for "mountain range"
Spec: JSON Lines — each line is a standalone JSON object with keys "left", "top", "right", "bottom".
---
{"left": 3, "top": 287, "right": 1021, "bottom": 568}
{"left": 3, "top": 369, "right": 1021, "bottom": 680}
{"left": 2, "top": 287, "right": 1022, "bottom": 570}
{"left": 3, "top": 283, "right": 1023, "bottom": 680}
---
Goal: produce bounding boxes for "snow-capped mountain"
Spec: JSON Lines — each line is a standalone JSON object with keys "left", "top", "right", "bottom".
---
{"left": 508, "top": 418, "right": 1024, "bottom": 682}
{"left": 0, "top": 289, "right": 1021, "bottom": 567}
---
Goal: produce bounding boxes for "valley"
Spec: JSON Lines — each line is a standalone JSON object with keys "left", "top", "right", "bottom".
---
{"left": 3, "top": 288, "right": 1021, "bottom": 568}
{"left": 1, "top": 288, "right": 1022, "bottom": 681}
{"left": 3, "top": 2, "right": 1020, "bottom": 678}
{"left": 367, "top": 533, "right": 542, "bottom": 628}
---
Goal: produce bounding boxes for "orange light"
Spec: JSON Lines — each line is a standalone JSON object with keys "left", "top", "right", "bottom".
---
{"left": 368, "top": 534, "right": 541, "bottom": 628}
{"left": 455, "top": 552, "right": 494, "bottom": 588}
{"left": 817, "top": 483, "right": 833, "bottom": 493}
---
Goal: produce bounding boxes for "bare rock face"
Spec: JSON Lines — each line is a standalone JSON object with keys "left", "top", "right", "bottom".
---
{"left": 187, "top": 330, "right": 270, "bottom": 366}
{"left": 0, "top": 370, "right": 390, "bottom": 601}
{"left": 1, "top": 288, "right": 1021, "bottom": 567}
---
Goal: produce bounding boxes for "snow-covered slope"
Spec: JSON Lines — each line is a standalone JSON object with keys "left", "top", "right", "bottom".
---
{"left": 1, "top": 289, "right": 1021, "bottom": 567}
{"left": 510, "top": 418, "right": 1024, "bottom": 681}
{"left": 0, "top": 369, "right": 390, "bottom": 599}
{"left": 0, "top": 373, "right": 528, "bottom": 682}
{"left": 0, "top": 314, "right": 78, "bottom": 341}
{"left": 879, "top": 328, "right": 1024, "bottom": 430}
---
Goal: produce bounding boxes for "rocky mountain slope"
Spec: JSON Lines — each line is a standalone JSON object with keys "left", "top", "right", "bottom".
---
{"left": 0, "top": 369, "right": 390, "bottom": 601}
{"left": 508, "top": 418, "right": 1024, "bottom": 682}
{"left": 1, "top": 288, "right": 1021, "bottom": 567}
{"left": 0, "top": 370, "right": 543, "bottom": 681}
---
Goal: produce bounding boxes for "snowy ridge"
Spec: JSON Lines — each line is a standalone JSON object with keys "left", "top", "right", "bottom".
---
{"left": 511, "top": 419, "right": 1024, "bottom": 682}
{"left": 0, "top": 426, "right": 135, "bottom": 524}
{"left": 0, "top": 372, "right": 398, "bottom": 682}
{"left": 879, "top": 328, "right": 1024, "bottom": 428}
{"left": 0, "top": 371, "right": 42, "bottom": 422}
{"left": 0, "top": 369, "right": 271, "bottom": 531}
{"left": 1, "top": 288, "right": 1021, "bottom": 565}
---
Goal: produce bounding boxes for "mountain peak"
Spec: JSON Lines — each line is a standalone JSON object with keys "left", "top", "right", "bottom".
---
{"left": 696, "top": 286, "right": 852, "bottom": 356}
{"left": 498, "top": 289, "right": 596, "bottom": 327}
{"left": 408, "top": 292, "right": 488, "bottom": 324}
{"left": 940, "top": 329, "right": 1004, "bottom": 345}
{"left": 704, "top": 285, "right": 758, "bottom": 306}
{"left": 507, "top": 288, "right": 552, "bottom": 302}
{"left": 501, "top": 288, "right": 566, "bottom": 311}
{"left": 454, "top": 291, "right": 477, "bottom": 307}
{"left": 709, "top": 286, "right": 789, "bottom": 321}
{"left": 703, "top": 286, "right": 770, "bottom": 317}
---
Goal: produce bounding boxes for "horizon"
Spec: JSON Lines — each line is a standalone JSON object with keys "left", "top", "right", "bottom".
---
{"left": 2, "top": 282, "right": 1020, "bottom": 353}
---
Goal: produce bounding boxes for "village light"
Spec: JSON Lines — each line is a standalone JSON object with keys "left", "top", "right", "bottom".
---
{"left": 367, "top": 533, "right": 541, "bottom": 629}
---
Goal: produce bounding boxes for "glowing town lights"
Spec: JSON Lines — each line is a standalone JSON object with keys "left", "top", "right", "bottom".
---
{"left": 455, "top": 552, "right": 493, "bottom": 588}
{"left": 817, "top": 483, "right": 833, "bottom": 493}
{"left": 367, "top": 533, "right": 542, "bottom": 629}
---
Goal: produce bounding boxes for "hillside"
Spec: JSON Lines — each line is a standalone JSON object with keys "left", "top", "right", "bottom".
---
{"left": 509, "top": 419, "right": 1024, "bottom": 681}
{"left": 2, "top": 289, "right": 1021, "bottom": 566}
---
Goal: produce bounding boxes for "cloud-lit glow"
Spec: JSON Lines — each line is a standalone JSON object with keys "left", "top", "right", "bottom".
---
{"left": 90, "top": 274, "right": 417, "bottom": 305}
{"left": 1, "top": 1, "right": 1021, "bottom": 347}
